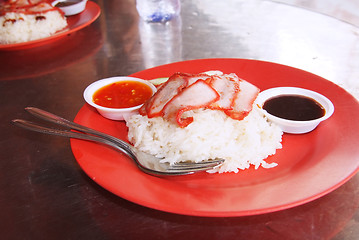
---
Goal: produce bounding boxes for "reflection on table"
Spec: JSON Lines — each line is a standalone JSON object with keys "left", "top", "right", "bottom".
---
{"left": 1, "top": 0, "right": 359, "bottom": 239}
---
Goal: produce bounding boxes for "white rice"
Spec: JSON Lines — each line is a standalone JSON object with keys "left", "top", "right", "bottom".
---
{"left": 126, "top": 105, "right": 283, "bottom": 173}
{"left": 0, "top": 11, "right": 67, "bottom": 44}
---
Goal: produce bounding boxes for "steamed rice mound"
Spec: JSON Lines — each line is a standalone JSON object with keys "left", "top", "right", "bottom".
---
{"left": 126, "top": 106, "right": 283, "bottom": 173}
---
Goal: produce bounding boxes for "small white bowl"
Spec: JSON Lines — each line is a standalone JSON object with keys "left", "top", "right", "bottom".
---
{"left": 255, "top": 87, "right": 334, "bottom": 134}
{"left": 52, "top": 0, "right": 87, "bottom": 16}
{"left": 84, "top": 76, "right": 157, "bottom": 121}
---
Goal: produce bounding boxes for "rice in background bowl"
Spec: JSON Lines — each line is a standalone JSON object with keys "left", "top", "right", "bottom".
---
{"left": 126, "top": 105, "right": 283, "bottom": 174}
{"left": 0, "top": 2, "right": 68, "bottom": 44}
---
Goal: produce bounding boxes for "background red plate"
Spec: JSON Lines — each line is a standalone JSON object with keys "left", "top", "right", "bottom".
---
{"left": 71, "top": 59, "right": 359, "bottom": 217}
{"left": 0, "top": 1, "right": 100, "bottom": 51}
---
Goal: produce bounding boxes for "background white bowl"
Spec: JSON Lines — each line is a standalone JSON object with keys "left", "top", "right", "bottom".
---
{"left": 255, "top": 87, "right": 334, "bottom": 134}
{"left": 52, "top": 0, "right": 87, "bottom": 16}
{"left": 84, "top": 76, "right": 157, "bottom": 121}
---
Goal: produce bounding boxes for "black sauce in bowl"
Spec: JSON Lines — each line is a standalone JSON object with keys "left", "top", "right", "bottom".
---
{"left": 263, "top": 95, "right": 325, "bottom": 121}
{"left": 55, "top": 1, "right": 81, "bottom": 7}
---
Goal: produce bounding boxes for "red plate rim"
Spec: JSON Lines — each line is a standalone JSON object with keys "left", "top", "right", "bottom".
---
{"left": 71, "top": 58, "right": 359, "bottom": 217}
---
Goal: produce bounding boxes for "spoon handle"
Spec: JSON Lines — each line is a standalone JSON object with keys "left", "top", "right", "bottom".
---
{"left": 24, "top": 107, "right": 134, "bottom": 154}
{"left": 12, "top": 119, "right": 130, "bottom": 156}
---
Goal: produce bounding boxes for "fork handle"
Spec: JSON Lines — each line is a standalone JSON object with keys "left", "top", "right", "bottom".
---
{"left": 12, "top": 119, "right": 132, "bottom": 157}
{"left": 25, "top": 107, "right": 134, "bottom": 155}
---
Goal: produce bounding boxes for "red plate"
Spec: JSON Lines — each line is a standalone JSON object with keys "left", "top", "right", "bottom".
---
{"left": 71, "top": 59, "right": 359, "bottom": 217}
{"left": 0, "top": 1, "right": 100, "bottom": 50}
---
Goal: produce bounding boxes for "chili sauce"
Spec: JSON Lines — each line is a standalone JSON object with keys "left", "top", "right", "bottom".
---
{"left": 93, "top": 81, "right": 153, "bottom": 108}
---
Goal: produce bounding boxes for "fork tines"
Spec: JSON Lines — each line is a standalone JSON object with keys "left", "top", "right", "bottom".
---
{"left": 168, "top": 159, "right": 224, "bottom": 171}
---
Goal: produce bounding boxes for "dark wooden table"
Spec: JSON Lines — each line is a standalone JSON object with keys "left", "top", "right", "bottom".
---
{"left": 1, "top": 0, "right": 359, "bottom": 239}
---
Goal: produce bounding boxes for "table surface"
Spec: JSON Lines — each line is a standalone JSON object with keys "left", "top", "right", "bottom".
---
{"left": 1, "top": 0, "right": 359, "bottom": 239}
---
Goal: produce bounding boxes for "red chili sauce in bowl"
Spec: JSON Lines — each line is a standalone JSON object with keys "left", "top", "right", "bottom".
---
{"left": 92, "top": 81, "right": 153, "bottom": 109}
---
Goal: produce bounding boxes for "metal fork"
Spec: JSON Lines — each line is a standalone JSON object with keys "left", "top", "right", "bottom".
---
{"left": 12, "top": 107, "right": 224, "bottom": 176}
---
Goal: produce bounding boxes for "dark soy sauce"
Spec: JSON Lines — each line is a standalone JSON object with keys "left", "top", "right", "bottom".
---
{"left": 263, "top": 95, "right": 325, "bottom": 121}
{"left": 55, "top": 1, "right": 81, "bottom": 7}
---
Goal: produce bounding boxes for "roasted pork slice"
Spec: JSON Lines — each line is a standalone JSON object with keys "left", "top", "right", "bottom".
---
{"left": 141, "top": 73, "right": 189, "bottom": 117}
{"left": 162, "top": 80, "right": 220, "bottom": 128}
{"left": 207, "top": 74, "right": 240, "bottom": 110}
{"left": 224, "top": 78, "right": 259, "bottom": 120}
